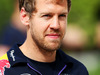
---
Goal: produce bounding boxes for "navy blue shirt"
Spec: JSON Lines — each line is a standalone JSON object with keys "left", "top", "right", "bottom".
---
{"left": 4, "top": 44, "right": 88, "bottom": 75}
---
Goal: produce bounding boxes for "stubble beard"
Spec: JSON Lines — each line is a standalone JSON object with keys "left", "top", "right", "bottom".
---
{"left": 31, "top": 33, "right": 61, "bottom": 53}
{"left": 30, "top": 30, "right": 62, "bottom": 53}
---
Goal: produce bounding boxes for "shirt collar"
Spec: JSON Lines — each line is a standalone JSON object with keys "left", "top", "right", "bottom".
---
{"left": 7, "top": 44, "right": 27, "bottom": 67}
{"left": 57, "top": 49, "right": 73, "bottom": 69}
{"left": 7, "top": 44, "right": 73, "bottom": 68}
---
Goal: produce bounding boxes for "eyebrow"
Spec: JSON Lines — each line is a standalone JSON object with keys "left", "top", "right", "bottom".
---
{"left": 40, "top": 11, "right": 68, "bottom": 15}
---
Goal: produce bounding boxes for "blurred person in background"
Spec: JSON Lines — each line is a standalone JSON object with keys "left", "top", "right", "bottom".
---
{"left": 95, "top": 5, "right": 100, "bottom": 49}
{"left": 95, "top": 23, "right": 100, "bottom": 49}
{"left": 61, "top": 24, "right": 88, "bottom": 51}
{"left": 0, "top": 0, "right": 26, "bottom": 57}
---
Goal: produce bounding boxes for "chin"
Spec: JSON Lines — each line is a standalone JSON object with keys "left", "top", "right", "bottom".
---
{"left": 48, "top": 44, "right": 60, "bottom": 51}
{"left": 45, "top": 48, "right": 58, "bottom": 52}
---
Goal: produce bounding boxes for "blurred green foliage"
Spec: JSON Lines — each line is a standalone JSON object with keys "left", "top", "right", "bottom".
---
{"left": 68, "top": 0, "right": 100, "bottom": 49}
{"left": 68, "top": 0, "right": 100, "bottom": 24}
{"left": 0, "top": 0, "right": 14, "bottom": 31}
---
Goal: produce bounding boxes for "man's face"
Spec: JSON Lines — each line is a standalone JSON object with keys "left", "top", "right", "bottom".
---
{"left": 29, "top": 0, "right": 68, "bottom": 51}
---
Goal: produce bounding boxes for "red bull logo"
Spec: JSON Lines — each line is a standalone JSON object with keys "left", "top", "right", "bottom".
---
{"left": 0, "top": 60, "right": 10, "bottom": 75}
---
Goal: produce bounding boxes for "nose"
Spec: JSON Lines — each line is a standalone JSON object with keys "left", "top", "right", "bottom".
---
{"left": 50, "top": 16, "right": 60, "bottom": 30}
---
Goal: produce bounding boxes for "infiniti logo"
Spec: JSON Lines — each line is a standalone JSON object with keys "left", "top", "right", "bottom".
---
{"left": 61, "top": 74, "right": 73, "bottom": 75}
{"left": 21, "top": 73, "right": 31, "bottom": 75}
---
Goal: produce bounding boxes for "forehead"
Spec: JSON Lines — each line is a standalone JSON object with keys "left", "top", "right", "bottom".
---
{"left": 35, "top": 0, "right": 68, "bottom": 12}
{"left": 35, "top": 0, "right": 67, "bottom": 6}
{"left": 45, "top": 0, "right": 67, "bottom": 4}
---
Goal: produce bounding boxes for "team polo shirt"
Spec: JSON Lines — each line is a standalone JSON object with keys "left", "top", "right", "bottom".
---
{"left": 0, "top": 44, "right": 89, "bottom": 75}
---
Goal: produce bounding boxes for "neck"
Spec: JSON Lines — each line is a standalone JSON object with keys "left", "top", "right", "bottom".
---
{"left": 19, "top": 34, "right": 56, "bottom": 62}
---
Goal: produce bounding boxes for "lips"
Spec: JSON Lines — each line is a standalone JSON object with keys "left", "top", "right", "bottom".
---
{"left": 46, "top": 33, "right": 60, "bottom": 39}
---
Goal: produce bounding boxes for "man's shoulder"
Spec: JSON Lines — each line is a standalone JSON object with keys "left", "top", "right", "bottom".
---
{"left": 58, "top": 50, "right": 83, "bottom": 64}
{"left": 58, "top": 50, "right": 88, "bottom": 74}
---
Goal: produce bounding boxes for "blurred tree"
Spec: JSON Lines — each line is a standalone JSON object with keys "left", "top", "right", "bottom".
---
{"left": 0, "top": 0, "right": 14, "bottom": 32}
{"left": 67, "top": 0, "right": 100, "bottom": 49}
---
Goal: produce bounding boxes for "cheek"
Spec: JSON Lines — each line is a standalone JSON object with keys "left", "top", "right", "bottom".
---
{"left": 33, "top": 20, "right": 48, "bottom": 36}
{"left": 38, "top": 20, "right": 50, "bottom": 33}
{"left": 61, "top": 21, "right": 67, "bottom": 33}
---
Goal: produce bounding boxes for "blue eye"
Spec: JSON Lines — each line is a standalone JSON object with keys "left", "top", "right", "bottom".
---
{"left": 43, "top": 14, "right": 51, "bottom": 17}
{"left": 59, "top": 14, "right": 67, "bottom": 20}
{"left": 42, "top": 14, "right": 52, "bottom": 20}
{"left": 59, "top": 14, "right": 66, "bottom": 17}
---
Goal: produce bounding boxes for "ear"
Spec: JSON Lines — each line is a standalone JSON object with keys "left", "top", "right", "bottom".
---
{"left": 20, "top": 7, "right": 29, "bottom": 26}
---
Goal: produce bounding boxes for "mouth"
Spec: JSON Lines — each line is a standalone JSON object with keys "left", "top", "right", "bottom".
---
{"left": 46, "top": 33, "right": 60, "bottom": 39}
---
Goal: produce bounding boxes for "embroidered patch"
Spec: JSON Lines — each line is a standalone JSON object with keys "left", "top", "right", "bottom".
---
{"left": 0, "top": 59, "right": 10, "bottom": 75}
{"left": 10, "top": 50, "right": 15, "bottom": 61}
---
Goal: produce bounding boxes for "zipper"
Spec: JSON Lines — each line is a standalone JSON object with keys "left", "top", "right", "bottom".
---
{"left": 58, "top": 65, "right": 67, "bottom": 75}
{"left": 27, "top": 63, "right": 42, "bottom": 75}
{"left": 27, "top": 63, "right": 67, "bottom": 75}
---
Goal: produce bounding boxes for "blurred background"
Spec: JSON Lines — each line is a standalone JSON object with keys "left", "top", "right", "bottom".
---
{"left": 0, "top": 0, "right": 100, "bottom": 75}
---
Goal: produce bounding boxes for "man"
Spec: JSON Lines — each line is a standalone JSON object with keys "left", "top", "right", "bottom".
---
{"left": 0, "top": 0, "right": 88, "bottom": 75}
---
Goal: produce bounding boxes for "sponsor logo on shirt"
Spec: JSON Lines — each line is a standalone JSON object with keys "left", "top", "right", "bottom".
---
{"left": 21, "top": 73, "right": 31, "bottom": 75}
{"left": 61, "top": 73, "right": 73, "bottom": 75}
{"left": 0, "top": 59, "right": 10, "bottom": 75}
{"left": 10, "top": 50, "right": 15, "bottom": 61}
